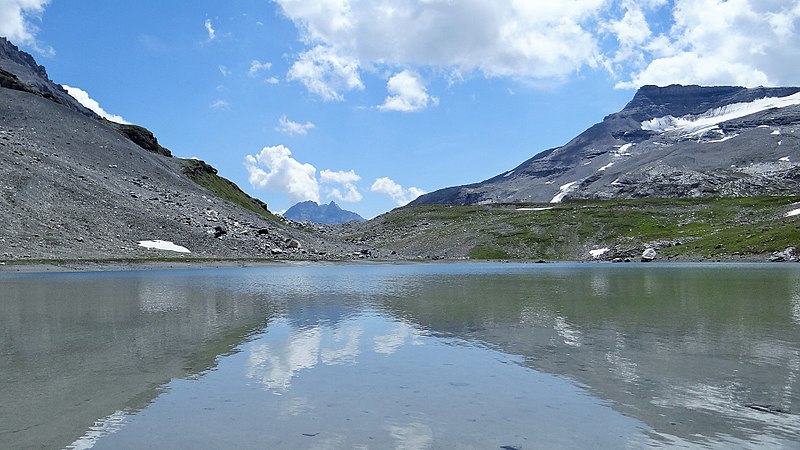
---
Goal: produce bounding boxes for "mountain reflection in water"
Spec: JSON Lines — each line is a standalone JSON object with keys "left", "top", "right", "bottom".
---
{"left": 1, "top": 263, "right": 798, "bottom": 449}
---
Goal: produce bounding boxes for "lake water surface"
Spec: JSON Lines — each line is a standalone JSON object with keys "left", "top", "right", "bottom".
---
{"left": 1, "top": 263, "right": 799, "bottom": 449}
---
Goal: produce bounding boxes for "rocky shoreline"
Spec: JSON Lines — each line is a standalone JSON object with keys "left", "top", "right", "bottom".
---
{"left": 1, "top": 252, "right": 794, "bottom": 274}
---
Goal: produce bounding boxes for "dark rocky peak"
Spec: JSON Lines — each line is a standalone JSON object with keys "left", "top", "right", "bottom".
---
{"left": 0, "top": 37, "right": 49, "bottom": 79}
{"left": 0, "top": 36, "right": 96, "bottom": 118}
{"left": 107, "top": 122, "right": 173, "bottom": 157}
{"left": 616, "top": 84, "right": 800, "bottom": 122}
{"left": 284, "top": 201, "right": 365, "bottom": 224}
{"left": 0, "top": 36, "right": 175, "bottom": 158}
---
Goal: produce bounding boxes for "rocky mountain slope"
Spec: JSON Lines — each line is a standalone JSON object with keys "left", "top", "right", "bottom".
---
{"left": 0, "top": 38, "right": 368, "bottom": 262}
{"left": 413, "top": 85, "right": 800, "bottom": 205}
{"left": 284, "top": 200, "right": 365, "bottom": 224}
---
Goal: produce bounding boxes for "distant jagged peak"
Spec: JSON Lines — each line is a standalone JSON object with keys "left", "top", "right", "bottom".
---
{"left": 284, "top": 200, "right": 365, "bottom": 224}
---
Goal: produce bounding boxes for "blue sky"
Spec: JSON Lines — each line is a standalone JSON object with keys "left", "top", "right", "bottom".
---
{"left": 3, "top": 1, "right": 799, "bottom": 217}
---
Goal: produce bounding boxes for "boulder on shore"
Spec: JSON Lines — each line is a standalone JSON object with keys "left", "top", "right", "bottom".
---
{"left": 770, "top": 246, "right": 797, "bottom": 262}
{"left": 641, "top": 248, "right": 657, "bottom": 262}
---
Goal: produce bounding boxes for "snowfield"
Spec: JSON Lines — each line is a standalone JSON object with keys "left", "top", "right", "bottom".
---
{"left": 641, "top": 92, "right": 800, "bottom": 136}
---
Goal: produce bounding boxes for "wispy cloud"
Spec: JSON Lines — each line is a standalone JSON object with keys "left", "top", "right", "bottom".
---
{"left": 248, "top": 60, "right": 272, "bottom": 77}
{"left": 204, "top": 18, "right": 216, "bottom": 41}
{"left": 276, "top": 115, "right": 315, "bottom": 135}
{"left": 137, "top": 34, "right": 170, "bottom": 53}
{"left": 210, "top": 99, "right": 230, "bottom": 110}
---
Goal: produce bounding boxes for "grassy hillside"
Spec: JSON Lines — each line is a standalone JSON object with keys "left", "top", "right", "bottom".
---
{"left": 180, "top": 158, "right": 280, "bottom": 223}
{"left": 342, "top": 196, "right": 800, "bottom": 261}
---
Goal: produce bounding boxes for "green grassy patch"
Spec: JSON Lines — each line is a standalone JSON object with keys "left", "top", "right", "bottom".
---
{"left": 180, "top": 159, "right": 280, "bottom": 222}
{"left": 346, "top": 196, "right": 800, "bottom": 261}
{"left": 469, "top": 245, "right": 511, "bottom": 260}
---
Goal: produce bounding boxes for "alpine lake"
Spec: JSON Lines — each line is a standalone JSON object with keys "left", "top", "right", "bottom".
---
{"left": 1, "top": 262, "right": 799, "bottom": 449}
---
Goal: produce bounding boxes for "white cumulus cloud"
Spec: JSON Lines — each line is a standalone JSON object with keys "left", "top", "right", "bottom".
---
{"left": 287, "top": 45, "right": 364, "bottom": 101}
{"left": 370, "top": 177, "right": 425, "bottom": 206}
{"left": 603, "top": 2, "right": 658, "bottom": 65}
{"left": 321, "top": 169, "right": 362, "bottom": 202}
{"left": 245, "top": 145, "right": 321, "bottom": 203}
{"left": 276, "top": 0, "right": 800, "bottom": 94}
{"left": 245, "top": 146, "right": 364, "bottom": 204}
{"left": 276, "top": 0, "right": 605, "bottom": 100}
{"left": 0, "top": 0, "right": 49, "bottom": 47}
{"left": 320, "top": 169, "right": 360, "bottom": 185}
{"left": 62, "top": 85, "right": 129, "bottom": 124}
{"left": 276, "top": 115, "right": 316, "bottom": 135}
{"left": 617, "top": 0, "right": 800, "bottom": 88}
{"left": 378, "top": 70, "right": 438, "bottom": 112}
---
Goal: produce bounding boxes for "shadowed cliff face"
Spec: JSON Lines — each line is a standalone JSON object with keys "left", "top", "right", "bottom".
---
{"left": 412, "top": 84, "right": 800, "bottom": 206}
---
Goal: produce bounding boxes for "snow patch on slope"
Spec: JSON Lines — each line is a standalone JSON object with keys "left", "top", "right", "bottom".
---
{"left": 550, "top": 181, "right": 580, "bottom": 204}
{"left": 138, "top": 240, "right": 191, "bottom": 253}
{"left": 704, "top": 134, "right": 738, "bottom": 143}
{"left": 613, "top": 143, "right": 633, "bottom": 156}
{"left": 516, "top": 207, "right": 554, "bottom": 211}
{"left": 641, "top": 92, "right": 800, "bottom": 135}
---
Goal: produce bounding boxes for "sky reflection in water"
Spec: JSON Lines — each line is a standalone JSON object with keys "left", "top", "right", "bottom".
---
{"left": 1, "top": 263, "right": 798, "bottom": 449}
